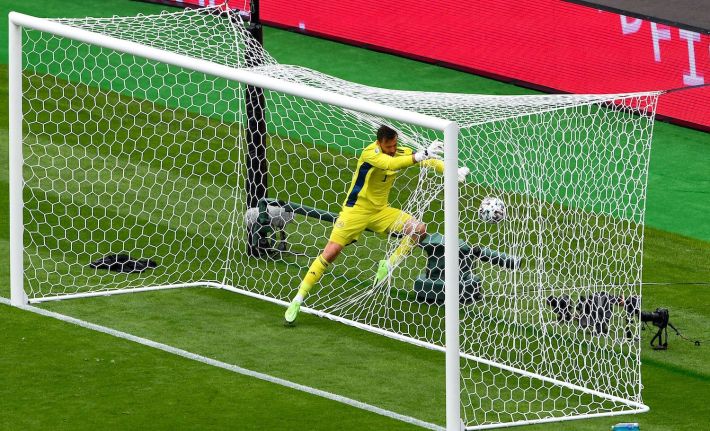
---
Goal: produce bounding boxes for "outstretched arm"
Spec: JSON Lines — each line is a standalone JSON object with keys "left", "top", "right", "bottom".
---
{"left": 361, "top": 146, "right": 416, "bottom": 171}
{"left": 420, "top": 158, "right": 445, "bottom": 174}
{"left": 421, "top": 159, "right": 471, "bottom": 183}
{"left": 361, "top": 140, "right": 443, "bottom": 170}
{"left": 417, "top": 150, "right": 470, "bottom": 183}
{"left": 363, "top": 140, "right": 455, "bottom": 175}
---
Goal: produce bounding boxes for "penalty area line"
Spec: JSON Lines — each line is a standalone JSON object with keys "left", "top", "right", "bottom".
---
{"left": 0, "top": 296, "right": 443, "bottom": 431}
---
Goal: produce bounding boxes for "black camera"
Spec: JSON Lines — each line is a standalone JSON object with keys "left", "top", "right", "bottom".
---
{"left": 546, "top": 294, "right": 573, "bottom": 323}
{"left": 641, "top": 308, "right": 670, "bottom": 327}
{"left": 547, "top": 293, "right": 684, "bottom": 349}
{"left": 575, "top": 292, "right": 622, "bottom": 336}
{"left": 547, "top": 292, "right": 622, "bottom": 335}
{"left": 623, "top": 296, "right": 675, "bottom": 349}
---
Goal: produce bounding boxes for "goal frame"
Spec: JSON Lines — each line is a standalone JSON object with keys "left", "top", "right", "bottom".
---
{"left": 8, "top": 11, "right": 462, "bottom": 431}
{"left": 7, "top": 11, "right": 653, "bottom": 430}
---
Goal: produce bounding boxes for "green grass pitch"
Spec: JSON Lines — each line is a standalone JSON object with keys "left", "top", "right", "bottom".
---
{"left": 1, "top": 1, "right": 709, "bottom": 430}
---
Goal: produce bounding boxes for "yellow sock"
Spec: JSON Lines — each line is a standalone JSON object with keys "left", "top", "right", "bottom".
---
{"left": 297, "top": 254, "right": 330, "bottom": 298}
{"left": 388, "top": 236, "right": 418, "bottom": 267}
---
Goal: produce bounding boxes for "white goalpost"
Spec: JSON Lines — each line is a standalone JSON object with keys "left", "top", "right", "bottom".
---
{"left": 9, "top": 6, "right": 658, "bottom": 430}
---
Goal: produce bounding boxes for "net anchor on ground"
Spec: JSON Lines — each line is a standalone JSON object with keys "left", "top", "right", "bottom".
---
{"left": 247, "top": 198, "right": 332, "bottom": 257}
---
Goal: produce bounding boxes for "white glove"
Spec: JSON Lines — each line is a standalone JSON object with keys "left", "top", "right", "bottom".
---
{"left": 458, "top": 166, "right": 470, "bottom": 183}
{"left": 414, "top": 140, "right": 443, "bottom": 162}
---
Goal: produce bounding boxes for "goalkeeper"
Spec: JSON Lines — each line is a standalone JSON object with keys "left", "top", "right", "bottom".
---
{"left": 284, "top": 125, "right": 469, "bottom": 325}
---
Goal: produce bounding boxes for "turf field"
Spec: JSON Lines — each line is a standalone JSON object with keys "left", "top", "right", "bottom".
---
{"left": 1, "top": 1, "right": 709, "bottom": 430}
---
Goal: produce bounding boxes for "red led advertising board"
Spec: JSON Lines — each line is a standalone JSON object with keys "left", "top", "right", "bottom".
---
{"left": 168, "top": 0, "right": 244, "bottom": 9}
{"left": 157, "top": 0, "right": 710, "bottom": 130}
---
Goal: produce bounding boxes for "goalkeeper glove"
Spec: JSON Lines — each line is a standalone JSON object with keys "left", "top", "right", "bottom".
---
{"left": 458, "top": 166, "right": 470, "bottom": 183}
{"left": 414, "top": 140, "right": 443, "bottom": 162}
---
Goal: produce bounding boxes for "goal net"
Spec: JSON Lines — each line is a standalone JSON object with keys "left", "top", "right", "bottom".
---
{"left": 11, "top": 6, "right": 658, "bottom": 429}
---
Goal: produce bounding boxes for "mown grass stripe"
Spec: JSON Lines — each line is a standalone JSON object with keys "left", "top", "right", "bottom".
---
{"left": 0, "top": 296, "right": 445, "bottom": 431}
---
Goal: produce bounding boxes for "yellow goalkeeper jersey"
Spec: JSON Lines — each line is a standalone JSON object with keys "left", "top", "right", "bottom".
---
{"left": 342, "top": 141, "right": 444, "bottom": 211}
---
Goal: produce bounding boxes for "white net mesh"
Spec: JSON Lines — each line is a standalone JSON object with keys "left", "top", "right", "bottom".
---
{"left": 18, "top": 6, "right": 658, "bottom": 429}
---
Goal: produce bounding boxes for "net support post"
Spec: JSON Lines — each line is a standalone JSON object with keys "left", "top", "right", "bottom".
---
{"left": 9, "top": 15, "right": 26, "bottom": 307}
{"left": 243, "top": 0, "right": 268, "bottom": 250}
{"left": 443, "top": 122, "right": 461, "bottom": 431}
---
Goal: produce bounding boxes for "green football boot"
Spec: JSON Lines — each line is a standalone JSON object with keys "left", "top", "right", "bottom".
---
{"left": 375, "top": 259, "right": 392, "bottom": 285}
{"left": 284, "top": 300, "right": 301, "bottom": 326}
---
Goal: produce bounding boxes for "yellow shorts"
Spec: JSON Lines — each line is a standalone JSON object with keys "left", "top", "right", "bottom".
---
{"left": 329, "top": 206, "right": 413, "bottom": 246}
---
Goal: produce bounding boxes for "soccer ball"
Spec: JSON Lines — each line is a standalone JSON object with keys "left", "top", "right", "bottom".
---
{"left": 478, "top": 197, "right": 506, "bottom": 224}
